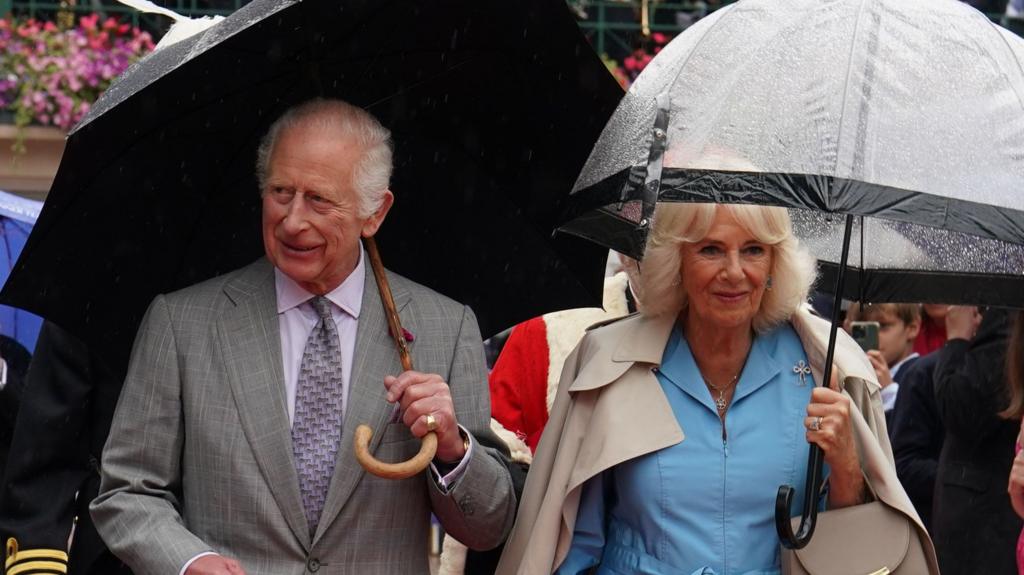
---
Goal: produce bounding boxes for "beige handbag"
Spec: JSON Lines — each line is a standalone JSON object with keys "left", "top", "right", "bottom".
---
{"left": 780, "top": 500, "right": 932, "bottom": 575}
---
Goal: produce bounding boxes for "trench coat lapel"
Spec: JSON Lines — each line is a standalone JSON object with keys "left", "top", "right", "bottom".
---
{"left": 566, "top": 313, "right": 683, "bottom": 494}
{"left": 217, "top": 259, "right": 311, "bottom": 550}
{"left": 313, "top": 264, "right": 412, "bottom": 543}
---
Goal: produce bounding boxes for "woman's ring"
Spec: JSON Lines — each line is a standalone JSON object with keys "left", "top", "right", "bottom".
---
{"left": 810, "top": 416, "right": 822, "bottom": 431}
{"left": 424, "top": 414, "right": 437, "bottom": 432}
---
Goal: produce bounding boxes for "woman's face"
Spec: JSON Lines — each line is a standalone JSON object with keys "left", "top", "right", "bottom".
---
{"left": 680, "top": 208, "right": 773, "bottom": 331}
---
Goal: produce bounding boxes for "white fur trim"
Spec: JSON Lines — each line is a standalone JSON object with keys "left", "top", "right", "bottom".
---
{"left": 491, "top": 418, "right": 532, "bottom": 465}
{"left": 541, "top": 272, "right": 631, "bottom": 412}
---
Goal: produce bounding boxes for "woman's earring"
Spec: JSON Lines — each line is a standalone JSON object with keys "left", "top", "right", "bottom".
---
{"left": 766, "top": 276, "right": 773, "bottom": 290}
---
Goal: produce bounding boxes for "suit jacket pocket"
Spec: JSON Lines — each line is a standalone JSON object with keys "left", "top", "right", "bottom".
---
{"left": 940, "top": 462, "right": 991, "bottom": 493}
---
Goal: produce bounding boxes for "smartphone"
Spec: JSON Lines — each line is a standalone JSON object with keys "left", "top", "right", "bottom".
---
{"left": 850, "top": 321, "right": 880, "bottom": 351}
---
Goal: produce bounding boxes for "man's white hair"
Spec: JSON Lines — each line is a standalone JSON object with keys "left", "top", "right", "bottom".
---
{"left": 256, "top": 98, "right": 393, "bottom": 217}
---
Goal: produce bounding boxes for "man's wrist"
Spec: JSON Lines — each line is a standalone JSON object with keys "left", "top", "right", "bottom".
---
{"left": 437, "top": 428, "right": 470, "bottom": 465}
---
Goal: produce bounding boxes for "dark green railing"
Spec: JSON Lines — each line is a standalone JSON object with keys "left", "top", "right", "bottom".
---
{"left": 575, "top": 1, "right": 721, "bottom": 58}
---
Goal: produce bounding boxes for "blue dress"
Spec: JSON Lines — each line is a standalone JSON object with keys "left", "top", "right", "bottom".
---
{"left": 556, "top": 324, "right": 824, "bottom": 575}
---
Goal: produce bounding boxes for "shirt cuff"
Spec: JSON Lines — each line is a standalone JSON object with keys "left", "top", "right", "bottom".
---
{"left": 179, "top": 552, "right": 218, "bottom": 575}
{"left": 0, "top": 358, "right": 8, "bottom": 390}
{"left": 429, "top": 424, "right": 474, "bottom": 492}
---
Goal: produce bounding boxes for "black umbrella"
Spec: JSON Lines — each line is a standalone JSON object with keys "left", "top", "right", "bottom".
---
{"left": 0, "top": 0, "right": 623, "bottom": 374}
{"left": 555, "top": 0, "right": 1024, "bottom": 550}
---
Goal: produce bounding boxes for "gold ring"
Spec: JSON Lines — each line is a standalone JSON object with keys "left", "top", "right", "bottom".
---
{"left": 424, "top": 414, "right": 437, "bottom": 432}
{"left": 810, "top": 416, "right": 822, "bottom": 431}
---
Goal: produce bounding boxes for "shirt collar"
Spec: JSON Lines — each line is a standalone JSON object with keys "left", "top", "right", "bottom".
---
{"left": 657, "top": 325, "right": 783, "bottom": 412}
{"left": 890, "top": 352, "right": 920, "bottom": 378}
{"left": 274, "top": 246, "right": 365, "bottom": 319}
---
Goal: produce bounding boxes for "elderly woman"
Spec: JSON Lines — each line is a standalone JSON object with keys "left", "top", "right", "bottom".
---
{"left": 496, "top": 203, "right": 935, "bottom": 575}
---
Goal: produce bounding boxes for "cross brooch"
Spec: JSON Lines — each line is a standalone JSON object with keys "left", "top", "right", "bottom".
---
{"left": 793, "top": 360, "right": 812, "bottom": 386}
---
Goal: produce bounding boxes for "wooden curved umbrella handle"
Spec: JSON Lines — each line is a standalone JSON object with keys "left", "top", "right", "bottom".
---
{"left": 354, "top": 424, "right": 438, "bottom": 479}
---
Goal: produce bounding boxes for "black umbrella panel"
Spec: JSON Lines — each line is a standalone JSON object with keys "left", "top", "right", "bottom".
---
{"left": 1, "top": 0, "right": 623, "bottom": 373}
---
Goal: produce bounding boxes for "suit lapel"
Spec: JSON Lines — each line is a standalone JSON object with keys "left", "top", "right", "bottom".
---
{"left": 217, "top": 260, "right": 311, "bottom": 549}
{"left": 314, "top": 265, "right": 412, "bottom": 543}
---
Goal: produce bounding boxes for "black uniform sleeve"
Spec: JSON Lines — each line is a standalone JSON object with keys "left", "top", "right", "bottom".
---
{"left": 932, "top": 309, "right": 1011, "bottom": 440}
{"left": 0, "top": 322, "right": 97, "bottom": 574}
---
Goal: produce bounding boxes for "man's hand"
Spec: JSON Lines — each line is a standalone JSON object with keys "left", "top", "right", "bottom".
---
{"left": 185, "top": 555, "right": 247, "bottom": 575}
{"left": 945, "top": 305, "right": 981, "bottom": 341}
{"left": 385, "top": 371, "right": 466, "bottom": 463}
{"left": 865, "top": 350, "right": 893, "bottom": 388}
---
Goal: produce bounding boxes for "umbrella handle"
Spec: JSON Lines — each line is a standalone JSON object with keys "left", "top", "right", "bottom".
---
{"left": 355, "top": 236, "right": 435, "bottom": 479}
{"left": 775, "top": 444, "right": 825, "bottom": 549}
{"left": 775, "top": 213, "right": 855, "bottom": 549}
{"left": 354, "top": 425, "right": 438, "bottom": 479}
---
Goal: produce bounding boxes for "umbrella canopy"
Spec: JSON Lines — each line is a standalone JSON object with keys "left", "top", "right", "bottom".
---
{"left": 0, "top": 191, "right": 42, "bottom": 351}
{"left": 0, "top": 0, "right": 622, "bottom": 371}
{"left": 552, "top": 0, "right": 1024, "bottom": 550}
{"left": 559, "top": 0, "right": 1024, "bottom": 306}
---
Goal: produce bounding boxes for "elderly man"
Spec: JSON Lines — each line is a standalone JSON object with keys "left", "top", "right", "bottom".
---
{"left": 89, "top": 98, "right": 516, "bottom": 575}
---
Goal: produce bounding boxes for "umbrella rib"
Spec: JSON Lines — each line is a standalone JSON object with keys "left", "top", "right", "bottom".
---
{"left": 832, "top": 0, "right": 871, "bottom": 185}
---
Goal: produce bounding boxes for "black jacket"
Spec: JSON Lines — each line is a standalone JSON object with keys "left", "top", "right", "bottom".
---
{"left": 889, "top": 351, "right": 942, "bottom": 531}
{"left": 0, "top": 322, "right": 131, "bottom": 575}
{"left": 931, "top": 309, "right": 1021, "bottom": 575}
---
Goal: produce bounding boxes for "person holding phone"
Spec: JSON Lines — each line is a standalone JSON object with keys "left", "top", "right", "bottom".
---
{"left": 844, "top": 303, "right": 922, "bottom": 422}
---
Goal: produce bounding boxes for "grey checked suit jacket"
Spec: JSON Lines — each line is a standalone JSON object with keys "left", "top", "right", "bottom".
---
{"left": 90, "top": 258, "right": 516, "bottom": 575}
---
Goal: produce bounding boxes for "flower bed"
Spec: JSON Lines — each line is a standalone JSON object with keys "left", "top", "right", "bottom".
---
{"left": 0, "top": 14, "right": 154, "bottom": 150}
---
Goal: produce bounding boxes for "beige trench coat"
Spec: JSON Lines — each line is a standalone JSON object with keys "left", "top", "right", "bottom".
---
{"left": 495, "top": 307, "right": 939, "bottom": 574}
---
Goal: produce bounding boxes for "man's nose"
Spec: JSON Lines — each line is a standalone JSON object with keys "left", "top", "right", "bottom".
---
{"left": 281, "top": 194, "right": 312, "bottom": 231}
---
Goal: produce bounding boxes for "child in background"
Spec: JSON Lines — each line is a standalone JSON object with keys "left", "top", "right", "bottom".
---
{"left": 845, "top": 303, "right": 922, "bottom": 415}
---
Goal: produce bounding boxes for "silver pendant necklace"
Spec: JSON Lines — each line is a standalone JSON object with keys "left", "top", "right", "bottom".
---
{"left": 705, "top": 374, "right": 740, "bottom": 415}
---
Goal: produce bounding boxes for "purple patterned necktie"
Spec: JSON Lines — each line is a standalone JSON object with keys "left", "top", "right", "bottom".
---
{"left": 292, "top": 296, "right": 344, "bottom": 535}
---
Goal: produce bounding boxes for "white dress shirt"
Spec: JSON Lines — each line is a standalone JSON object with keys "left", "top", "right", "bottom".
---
{"left": 275, "top": 252, "right": 364, "bottom": 425}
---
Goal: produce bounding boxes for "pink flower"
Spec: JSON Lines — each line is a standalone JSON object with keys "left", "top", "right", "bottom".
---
{"left": 2, "top": 14, "right": 153, "bottom": 134}
{"left": 79, "top": 14, "right": 98, "bottom": 32}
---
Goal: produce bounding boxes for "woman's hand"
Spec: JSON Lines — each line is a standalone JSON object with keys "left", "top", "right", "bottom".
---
{"left": 805, "top": 372, "right": 864, "bottom": 509}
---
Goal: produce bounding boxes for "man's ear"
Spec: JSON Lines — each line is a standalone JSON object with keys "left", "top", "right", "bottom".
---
{"left": 361, "top": 190, "right": 395, "bottom": 238}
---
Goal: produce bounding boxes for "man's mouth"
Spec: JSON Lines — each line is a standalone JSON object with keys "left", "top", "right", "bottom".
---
{"left": 280, "top": 240, "right": 320, "bottom": 253}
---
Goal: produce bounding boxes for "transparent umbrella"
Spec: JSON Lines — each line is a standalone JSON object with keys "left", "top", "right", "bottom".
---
{"left": 556, "top": 0, "right": 1024, "bottom": 550}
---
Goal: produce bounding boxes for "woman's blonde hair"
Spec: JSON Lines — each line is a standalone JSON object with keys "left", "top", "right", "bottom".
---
{"left": 633, "top": 203, "right": 817, "bottom": 332}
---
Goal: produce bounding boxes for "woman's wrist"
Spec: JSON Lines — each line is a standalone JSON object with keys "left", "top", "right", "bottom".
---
{"left": 826, "top": 458, "right": 866, "bottom": 508}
